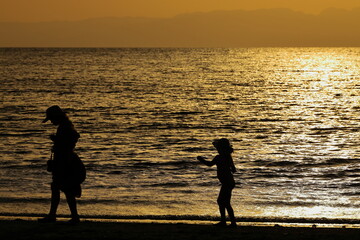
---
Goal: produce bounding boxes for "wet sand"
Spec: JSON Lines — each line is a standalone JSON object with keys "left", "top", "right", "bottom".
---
{"left": 2, "top": 219, "right": 360, "bottom": 240}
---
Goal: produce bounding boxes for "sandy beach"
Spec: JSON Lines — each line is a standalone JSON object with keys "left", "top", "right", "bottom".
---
{"left": 2, "top": 218, "right": 360, "bottom": 240}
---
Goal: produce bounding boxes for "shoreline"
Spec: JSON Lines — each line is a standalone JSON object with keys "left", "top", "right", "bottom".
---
{"left": 2, "top": 213, "right": 360, "bottom": 229}
{"left": 2, "top": 219, "right": 360, "bottom": 240}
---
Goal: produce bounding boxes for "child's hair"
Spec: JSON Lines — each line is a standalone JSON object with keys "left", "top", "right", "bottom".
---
{"left": 213, "top": 138, "right": 233, "bottom": 154}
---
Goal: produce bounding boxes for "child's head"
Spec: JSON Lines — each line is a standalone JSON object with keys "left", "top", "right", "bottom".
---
{"left": 213, "top": 138, "right": 233, "bottom": 155}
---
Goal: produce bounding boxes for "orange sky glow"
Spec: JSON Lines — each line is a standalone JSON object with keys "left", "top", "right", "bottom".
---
{"left": 1, "top": 0, "right": 360, "bottom": 47}
{"left": 1, "top": 0, "right": 360, "bottom": 22}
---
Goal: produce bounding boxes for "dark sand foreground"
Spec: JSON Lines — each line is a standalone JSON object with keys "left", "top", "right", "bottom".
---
{"left": 2, "top": 219, "right": 360, "bottom": 240}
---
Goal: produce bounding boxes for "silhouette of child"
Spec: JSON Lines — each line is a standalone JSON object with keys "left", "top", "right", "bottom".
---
{"left": 38, "top": 105, "right": 82, "bottom": 224}
{"left": 197, "top": 138, "right": 237, "bottom": 227}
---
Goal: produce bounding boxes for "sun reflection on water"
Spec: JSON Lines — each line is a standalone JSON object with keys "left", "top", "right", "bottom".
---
{"left": 1, "top": 48, "right": 360, "bottom": 220}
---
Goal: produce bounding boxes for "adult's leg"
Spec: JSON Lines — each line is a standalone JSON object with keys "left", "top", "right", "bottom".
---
{"left": 39, "top": 182, "right": 60, "bottom": 222}
{"left": 65, "top": 191, "right": 79, "bottom": 223}
{"left": 49, "top": 182, "right": 61, "bottom": 216}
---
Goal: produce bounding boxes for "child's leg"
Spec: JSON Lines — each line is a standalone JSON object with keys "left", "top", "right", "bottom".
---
{"left": 226, "top": 204, "right": 236, "bottom": 224}
{"left": 225, "top": 188, "right": 236, "bottom": 225}
{"left": 219, "top": 186, "right": 236, "bottom": 225}
{"left": 217, "top": 186, "right": 227, "bottom": 224}
{"left": 218, "top": 205, "right": 226, "bottom": 223}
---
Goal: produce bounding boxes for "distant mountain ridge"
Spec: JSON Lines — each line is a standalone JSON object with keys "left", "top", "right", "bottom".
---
{"left": 1, "top": 8, "right": 360, "bottom": 47}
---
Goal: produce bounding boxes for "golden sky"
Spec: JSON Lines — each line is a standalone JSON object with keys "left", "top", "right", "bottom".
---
{"left": 1, "top": 0, "right": 360, "bottom": 22}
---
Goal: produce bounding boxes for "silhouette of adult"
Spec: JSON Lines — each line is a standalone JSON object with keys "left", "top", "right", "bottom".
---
{"left": 39, "top": 105, "right": 84, "bottom": 224}
{"left": 197, "top": 138, "right": 237, "bottom": 227}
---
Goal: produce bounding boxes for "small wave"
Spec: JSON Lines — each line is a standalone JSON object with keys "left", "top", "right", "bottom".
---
{"left": 253, "top": 200, "right": 360, "bottom": 209}
{"left": 308, "top": 127, "right": 354, "bottom": 135}
{"left": 2, "top": 164, "right": 45, "bottom": 170}
{"left": 342, "top": 191, "right": 360, "bottom": 196}
{"left": 251, "top": 160, "right": 299, "bottom": 168}
{"left": 320, "top": 172, "right": 346, "bottom": 179}
{"left": 343, "top": 168, "right": 360, "bottom": 177}
{"left": 132, "top": 160, "right": 198, "bottom": 169}
{"left": 0, "top": 197, "right": 49, "bottom": 204}
{"left": 254, "top": 200, "right": 317, "bottom": 207}
{"left": 171, "top": 111, "right": 203, "bottom": 115}
{"left": 146, "top": 182, "right": 189, "bottom": 188}
{"left": 300, "top": 158, "right": 360, "bottom": 168}
{"left": 0, "top": 197, "right": 119, "bottom": 204}
{"left": 311, "top": 127, "right": 349, "bottom": 131}
{"left": 255, "top": 173, "right": 283, "bottom": 179}
{"left": 183, "top": 147, "right": 207, "bottom": 153}
{"left": 254, "top": 135, "right": 269, "bottom": 139}
{"left": 0, "top": 133, "right": 39, "bottom": 137}
{"left": 290, "top": 158, "right": 360, "bottom": 168}
{"left": 327, "top": 158, "right": 360, "bottom": 165}
{"left": 266, "top": 161, "right": 299, "bottom": 167}
{"left": 126, "top": 123, "right": 238, "bottom": 131}
{"left": 244, "top": 118, "right": 306, "bottom": 123}
{"left": 108, "top": 170, "right": 124, "bottom": 175}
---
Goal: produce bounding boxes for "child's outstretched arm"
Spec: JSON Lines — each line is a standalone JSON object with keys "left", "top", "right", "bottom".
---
{"left": 197, "top": 156, "right": 215, "bottom": 167}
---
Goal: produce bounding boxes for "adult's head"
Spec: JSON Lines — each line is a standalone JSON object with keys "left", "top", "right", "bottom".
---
{"left": 42, "top": 105, "right": 67, "bottom": 125}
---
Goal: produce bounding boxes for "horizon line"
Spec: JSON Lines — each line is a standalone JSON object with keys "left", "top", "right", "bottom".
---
{"left": 1, "top": 7, "right": 359, "bottom": 24}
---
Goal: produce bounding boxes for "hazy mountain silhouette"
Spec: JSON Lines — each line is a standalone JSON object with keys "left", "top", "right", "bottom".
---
{"left": 1, "top": 8, "right": 360, "bottom": 47}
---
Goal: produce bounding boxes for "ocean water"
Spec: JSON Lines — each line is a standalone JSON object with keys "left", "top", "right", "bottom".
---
{"left": 1, "top": 48, "right": 360, "bottom": 221}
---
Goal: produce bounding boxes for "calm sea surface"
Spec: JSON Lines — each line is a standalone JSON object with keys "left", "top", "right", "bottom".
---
{"left": 1, "top": 48, "right": 360, "bottom": 221}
